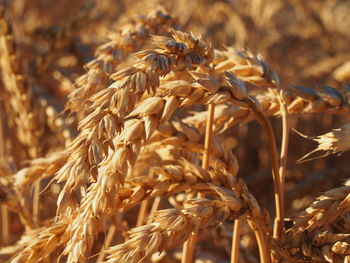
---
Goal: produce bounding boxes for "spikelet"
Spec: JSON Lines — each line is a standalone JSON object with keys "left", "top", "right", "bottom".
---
{"left": 296, "top": 122, "right": 350, "bottom": 162}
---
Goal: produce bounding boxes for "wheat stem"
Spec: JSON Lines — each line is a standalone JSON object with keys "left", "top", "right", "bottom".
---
{"left": 243, "top": 98, "right": 284, "bottom": 239}
{"left": 146, "top": 196, "right": 161, "bottom": 224}
{"left": 254, "top": 227, "right": 271, "bottom": 263}
{"left": 96, "top": 225, "right": 117, "bottom": 263}
{"left": 182, "top": 103, "right": 215, "bottom": 263}
{"left": 32, "top": 181, "right": 40, "bottom": 226}
{"left": 1, "top": 205, "right": 9, "bottom": 245}
{"left": 0, "top": 105, "right": 9, "bottom": 245}
{"left": 202, "top": 104, "right": 215, "bottom": 170}
{"left": 231, "top": 218, "right": 242, "bottom": 263}
{"left": 277, "top": 89, "right": 289, "bottom": 217}
{"left": 136, "top": 200, "right": 149, "bottom": 227}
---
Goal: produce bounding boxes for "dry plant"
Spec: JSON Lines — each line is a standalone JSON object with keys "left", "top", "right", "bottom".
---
{"left": 1, "top": 1, "right": 350, "bottom": 263}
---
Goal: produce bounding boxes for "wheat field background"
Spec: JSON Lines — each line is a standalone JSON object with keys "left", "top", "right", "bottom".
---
{"left": 1, "top": 0, "right": 350, "bottom": 262}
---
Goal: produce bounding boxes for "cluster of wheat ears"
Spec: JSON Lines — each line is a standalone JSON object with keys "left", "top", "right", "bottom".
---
{"left": 1, "top": 1, "right": 350, "bottom": 263}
